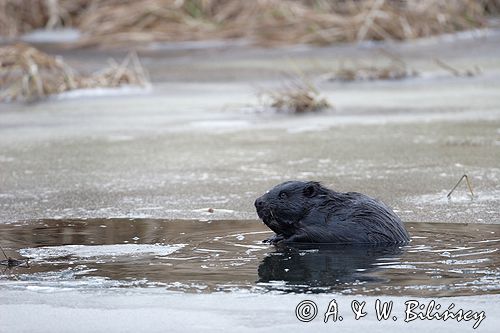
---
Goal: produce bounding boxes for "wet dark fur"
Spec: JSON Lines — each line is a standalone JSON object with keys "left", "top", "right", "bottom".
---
{"left": 255, "top": 181, "right": 410, "bottom": 244}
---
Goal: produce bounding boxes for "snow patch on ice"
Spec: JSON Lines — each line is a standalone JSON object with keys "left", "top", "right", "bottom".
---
{"left": 52, "top": 85, "right": 152, "bottom": 100}
{"left": 19, "top": 28, "right": 82, "bottom": 43}
{"left": 20, "top": 243, "right": 186, "bottom": 261}
{"left": 188, "top": 120, "right": 251, "bottom": 130}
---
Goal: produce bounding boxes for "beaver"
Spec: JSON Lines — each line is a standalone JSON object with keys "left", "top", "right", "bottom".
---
{"left": 254, "top": 181, "right": 410, "bottom": 244}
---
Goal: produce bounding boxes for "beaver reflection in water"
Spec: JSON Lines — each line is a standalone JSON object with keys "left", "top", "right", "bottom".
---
{"left": 255, "top": 181, "right": 410, "bottom": 244}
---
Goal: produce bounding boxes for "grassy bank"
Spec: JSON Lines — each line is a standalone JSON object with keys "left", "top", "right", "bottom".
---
{"left": 1, "top": 0, "right": 499, "bottom": 47}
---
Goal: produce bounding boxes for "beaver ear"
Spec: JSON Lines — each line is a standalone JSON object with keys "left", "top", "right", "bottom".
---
{"left": 303, "top": 182, "right": 319, "bottom": 197}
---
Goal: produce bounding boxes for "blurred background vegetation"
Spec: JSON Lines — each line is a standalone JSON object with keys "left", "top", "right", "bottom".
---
{"left": 1, "top": 0, "right": 499, "bottom": 48}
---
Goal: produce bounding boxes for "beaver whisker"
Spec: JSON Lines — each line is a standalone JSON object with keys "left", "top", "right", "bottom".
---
{"left": 270, "top": 209, "right": 275, "bottom": 219}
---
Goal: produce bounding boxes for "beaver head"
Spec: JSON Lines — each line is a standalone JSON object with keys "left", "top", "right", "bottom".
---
{"left": 254, "top": 181, "right": 328, "bottom": 237}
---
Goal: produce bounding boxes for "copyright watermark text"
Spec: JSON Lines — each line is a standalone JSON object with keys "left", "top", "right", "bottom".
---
{"left": 294, "top": 299, "right": 486, "bottom": 329}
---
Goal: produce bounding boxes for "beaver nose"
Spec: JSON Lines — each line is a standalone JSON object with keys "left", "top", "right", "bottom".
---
{"left": 254, "top": 198, "right": 265, "bottom": 209}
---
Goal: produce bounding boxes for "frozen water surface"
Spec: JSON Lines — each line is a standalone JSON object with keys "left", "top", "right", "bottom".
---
{"left": 1, "top": 28, "right": 500, "bottom": 332}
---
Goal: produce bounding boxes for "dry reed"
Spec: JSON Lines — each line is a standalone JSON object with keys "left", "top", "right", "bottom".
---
{"left": 1, "top": 0, "right": 499, "bottom": 47}
{"left": 0, "top": 0, "right": 88, "bottom": 38}
{"left": 329, "top": 51, "right": 418, "bottom": 81}
{"left": 260, "top": 77, "right": 331, "bottom": 113}
{"left": 0, "top": 43, "right": 149, "bottom": 102}
{"left": 434, "top": 58, "right": 482, "bottom": 77}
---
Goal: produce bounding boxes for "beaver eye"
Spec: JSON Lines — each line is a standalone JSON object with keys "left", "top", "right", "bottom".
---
{"left": 279, "top": 191, "right": 287, "bottom": 199}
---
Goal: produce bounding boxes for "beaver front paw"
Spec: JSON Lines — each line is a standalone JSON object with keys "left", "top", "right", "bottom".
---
{"left": 263, "top": 234, "right": 285, "bottom": 244}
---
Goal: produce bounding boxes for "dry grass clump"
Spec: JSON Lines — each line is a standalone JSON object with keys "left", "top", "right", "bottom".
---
{"left": 333, "top": 63, "right": 415, "bottom": 81}
{"left": 326, "top": 51, "right": 482, "bottom": 81}
{"left": 434, "top": 58, "right": 482, "bottom": 77}
{"left": 0, "top": 43, "right": 149, "bottom": 102}
{"left": 77, "top": 52, "right": 149, "bottom": 89}
{"left": 0, "top": 43, "right": 76, "bottom": 101}
{"left": 330, "top": 51, "right": 418, "bottom": 81}
{"left": 1, "top": 0, "right": 500, "bottom": 47}
{"left": 261, "top": 78, "right": 331, "bottom": 113}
